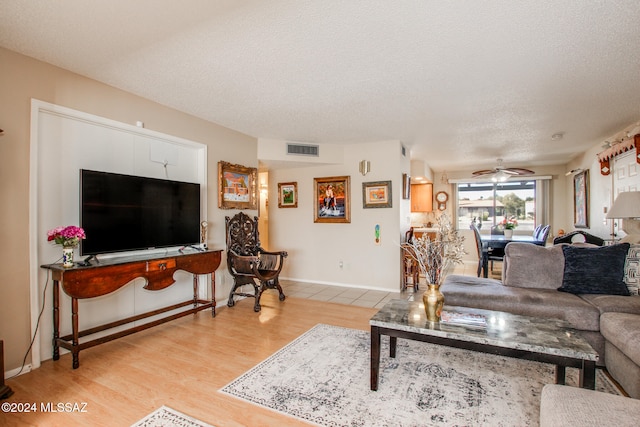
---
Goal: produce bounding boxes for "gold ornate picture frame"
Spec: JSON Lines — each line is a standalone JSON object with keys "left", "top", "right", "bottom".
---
{"left": 314, "top": 176, "right": 350, "bottom": 223}
{"left": 218, "top": 161, "right": 257, "bottom": 210}
{"left": 278, "top": 182, "right": 298, "bottom": 208}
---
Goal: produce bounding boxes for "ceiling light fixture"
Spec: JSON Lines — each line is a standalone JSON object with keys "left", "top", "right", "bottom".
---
{"left": 551, "top": 132, "right": 564, "bottom": 141}
{"left": 491, "top": 170, "right": 509, "bottom": 182}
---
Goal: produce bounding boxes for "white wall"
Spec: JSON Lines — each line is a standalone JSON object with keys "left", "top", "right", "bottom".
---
{"left": 31, "top": 101, "right": 212, "bottom": 365}
{"left": 565, "top": 129, "right": 639, "bottom": 241}
{"left": 266, "top": 140, "right": 409, "bottom": 291}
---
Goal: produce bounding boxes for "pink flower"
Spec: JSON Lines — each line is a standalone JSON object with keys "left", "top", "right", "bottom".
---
{"left": 47, "top": 225, "right": 86, "bottom": 247}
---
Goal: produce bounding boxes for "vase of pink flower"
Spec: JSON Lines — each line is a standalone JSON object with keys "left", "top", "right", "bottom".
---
{"left": 501, "top": 217, "right": 518, "bottom": 238}
{"left": 47, "top": 225, "right": 86, "bottom": 267}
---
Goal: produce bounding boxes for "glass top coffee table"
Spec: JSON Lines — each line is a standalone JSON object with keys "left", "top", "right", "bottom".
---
{"left": 370, "top": 299, "right": 598, "bottom": 391}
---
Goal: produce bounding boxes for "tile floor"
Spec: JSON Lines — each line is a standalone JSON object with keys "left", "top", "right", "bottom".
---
{"left": 279, "top": 260, "right": 481, "bottom": 309}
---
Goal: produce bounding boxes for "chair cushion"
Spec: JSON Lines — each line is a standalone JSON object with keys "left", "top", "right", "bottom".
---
{"left": 559, "top": 244, "right": 630, "bottom": 295}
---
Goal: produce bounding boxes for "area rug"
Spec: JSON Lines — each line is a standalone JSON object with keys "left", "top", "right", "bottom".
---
{"left": 220, "top": 324, "right": 620, "bottom": 426}
{"left": 131, "top": 405, "right": 215, "bottom": 427}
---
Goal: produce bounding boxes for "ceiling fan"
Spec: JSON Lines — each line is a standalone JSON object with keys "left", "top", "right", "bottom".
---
{"left": 471, "top": 159, "right": 535, "bottom": 182}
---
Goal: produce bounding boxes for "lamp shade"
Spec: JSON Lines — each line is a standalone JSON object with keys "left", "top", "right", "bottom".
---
{"left": 606, "top": 191, "right": 640, "bottom": 219}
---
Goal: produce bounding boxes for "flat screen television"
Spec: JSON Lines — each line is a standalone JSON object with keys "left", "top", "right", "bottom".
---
{"left": 80, "top": 169, "right": 201, "bottom": 256}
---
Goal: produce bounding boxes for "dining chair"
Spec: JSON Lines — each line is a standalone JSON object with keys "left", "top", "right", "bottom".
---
{"left": 471, "top": 224, "right": 503, "bottom": 278}
{"left": 533, "top": 224, "right": 542, "bottom": 238}
{"left": 402, "top": 227, "right": 420, "bottom": 291}
{"left": 490, "top": 224, "right": 505, "bottom": 235}
{"left": 534, "top": 225, "right": 550, "bottom": 246}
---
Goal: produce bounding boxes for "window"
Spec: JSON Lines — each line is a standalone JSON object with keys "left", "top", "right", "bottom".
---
{"left": 456, "top": 180, "right": 538, "bottom": 234}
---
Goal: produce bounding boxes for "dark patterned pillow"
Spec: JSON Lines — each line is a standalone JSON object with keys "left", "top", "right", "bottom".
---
{"left": 559, "top": 243, "right": 631, "bottom": 295}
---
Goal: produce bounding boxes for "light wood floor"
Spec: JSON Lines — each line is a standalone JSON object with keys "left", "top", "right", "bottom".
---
{"left": 3, "top": 293, "right": 379, "bottom": 427}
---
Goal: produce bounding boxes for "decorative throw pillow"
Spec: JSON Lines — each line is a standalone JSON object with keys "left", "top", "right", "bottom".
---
{"left": 503, "top": 243, "right": 566, "bottom": 289}
{"left": 625, "top": 244, "right": 640, "bottom": 296}
{"left": 559, "top": 243, "right": 631, "bottom": 295}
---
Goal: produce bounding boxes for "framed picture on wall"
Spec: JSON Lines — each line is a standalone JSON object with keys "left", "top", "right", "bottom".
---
{"left": 278, "top": 182, "right": 298, "bottom": 208}
{"left": 218, "top": 161, "right": 257, "bottom": 210}
{"left": 573, "top": 169, "right": 589, "bottom": 228}
{"left": 314, "top": 176, "right": 350, "bottom": 223}
{"left": 362, "top": 180, "right": 392, "bottom": 208}
{"left": 402, "top": 173, "right": 411, "bottom": 199}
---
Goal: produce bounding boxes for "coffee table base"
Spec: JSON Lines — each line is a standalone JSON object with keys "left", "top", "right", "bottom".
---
{"left": 370, "top": 326, "right": 596, "bottom": 391}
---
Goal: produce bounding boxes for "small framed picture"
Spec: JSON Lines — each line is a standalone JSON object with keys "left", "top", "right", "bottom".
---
{"left": 278, "top": 182, "right": 298, "bottom": 208}
{"left": 218, "top": 161, "right": 257, "bottom": 210}
{"left": 314, "top": 176, "right": 350, "bottom": 223}
{"left": 362, "top": 180, "right": 392, "bottom": 209}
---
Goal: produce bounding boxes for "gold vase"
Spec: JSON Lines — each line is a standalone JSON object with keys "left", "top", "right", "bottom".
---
{"left": 422, "top": 283, "right": 444, "bottom": 322}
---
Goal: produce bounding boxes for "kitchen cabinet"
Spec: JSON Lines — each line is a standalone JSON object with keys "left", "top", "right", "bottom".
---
{"left": 411, "top": 183, "right": 433, "bottom": 212}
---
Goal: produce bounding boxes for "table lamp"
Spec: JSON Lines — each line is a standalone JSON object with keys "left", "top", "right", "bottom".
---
{"left": 606, "top": 191, "right": 640, "bottom": 243}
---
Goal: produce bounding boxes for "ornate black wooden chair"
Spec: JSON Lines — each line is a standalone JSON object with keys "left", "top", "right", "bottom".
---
{"left": 225, "top": 212, "right": 288, "bottom": 312}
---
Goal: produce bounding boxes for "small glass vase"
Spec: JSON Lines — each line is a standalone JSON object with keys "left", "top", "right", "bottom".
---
{"left": 62, "top": 246, "right": 75, "bottom": 268}
{"left": 423, "top": 283, "right": 445, "bottom": 322}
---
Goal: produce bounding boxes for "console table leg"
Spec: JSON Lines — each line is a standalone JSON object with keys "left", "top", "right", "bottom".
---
{"left": 210, "top": 273, "right": 216, "bottom": 318}
{"left": 370, "top": 326, "right": 381, "bottom": 391}
{"left": 53, "top": 280, "right": 60, "bottom": 361}
{"left": 71, "top": 298, "right": 79, "bottom": 369}
{"left": 192, "top": 274, "right": 198, "bottom": 308}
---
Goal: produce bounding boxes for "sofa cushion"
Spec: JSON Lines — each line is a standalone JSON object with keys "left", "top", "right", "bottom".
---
{"left": 502, "top": 243, "right": 565, "bottom": 290}
{"left": 540, "top": 384, "right": 640, "bottom": 427}
{"left": 580, "top": 294, "right": 640, "bottom": 315}
{"left": 625, "top": 244, "right": 640, "bottom": 296}
{"left": 559, "top": 244, "right": 630, "bottom": 295}
{"left": 441, "top": 275, "right": 601, "bottom": 331}
{"left": 600, "top": 312, "right": 640, "bottom": 367}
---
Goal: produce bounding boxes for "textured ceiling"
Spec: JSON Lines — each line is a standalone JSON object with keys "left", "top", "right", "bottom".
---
{"left": 2, "top": 0, "right": 640, "bottom": 172}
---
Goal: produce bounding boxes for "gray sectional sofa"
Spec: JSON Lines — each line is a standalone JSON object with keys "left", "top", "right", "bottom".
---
{"left": 441, "top": 241, "right": 640, "bottom": 398}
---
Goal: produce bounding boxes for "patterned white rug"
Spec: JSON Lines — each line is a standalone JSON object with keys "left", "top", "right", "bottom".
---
{"left": 220, "top": 324, "right": 620, "bottom": 426}
{"left": 131, "top": 406, "right": 214, "bottom": 427}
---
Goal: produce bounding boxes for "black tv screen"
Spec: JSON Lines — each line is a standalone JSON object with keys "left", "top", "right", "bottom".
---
{"left": 80, "top": 169, "right": 201, "bottom": 255}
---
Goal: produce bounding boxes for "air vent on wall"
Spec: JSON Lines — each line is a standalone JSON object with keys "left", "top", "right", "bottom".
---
{"left": 287, "top": 143, "right": 319, "bottom": 157}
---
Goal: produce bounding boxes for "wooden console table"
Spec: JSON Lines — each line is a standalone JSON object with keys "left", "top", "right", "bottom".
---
{"left": 41, "top": 249, "right": 222, "bottom": 369}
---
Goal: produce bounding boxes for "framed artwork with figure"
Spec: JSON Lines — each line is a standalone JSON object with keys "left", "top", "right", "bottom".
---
{"left": 314, "top": 176, "right": 350, "bottom": 223}
{"left": 574, "top": 169, "right": 589, "bottom": 228}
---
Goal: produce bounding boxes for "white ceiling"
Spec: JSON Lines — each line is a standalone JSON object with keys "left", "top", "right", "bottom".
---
{"left": 2, "top": 0, "right": 640, "bottom": 172}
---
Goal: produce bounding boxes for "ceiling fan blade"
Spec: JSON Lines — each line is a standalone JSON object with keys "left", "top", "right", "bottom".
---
{"left": 504, "top": 167, "right": 535, "bottom": 175}
{"left": 471, "top": 169, "right": 496, "bottom": 177}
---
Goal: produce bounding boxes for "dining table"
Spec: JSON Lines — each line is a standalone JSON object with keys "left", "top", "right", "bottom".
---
{"left": 481, "top": 234, "right": 540, "bottom": 278}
